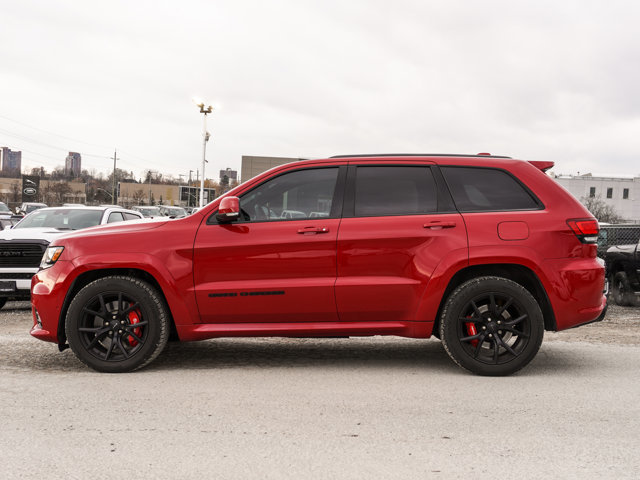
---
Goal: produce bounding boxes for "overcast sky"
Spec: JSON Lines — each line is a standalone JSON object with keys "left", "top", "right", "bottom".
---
{"left": 1, "top": 0, "right": 639, "bottom": 182}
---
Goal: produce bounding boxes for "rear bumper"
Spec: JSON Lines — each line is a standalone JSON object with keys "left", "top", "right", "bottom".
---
{"left": 541, "top": 257, "right": 607, "bottom": 331}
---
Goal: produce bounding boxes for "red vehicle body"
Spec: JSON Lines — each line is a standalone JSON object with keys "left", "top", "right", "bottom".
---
{"left": 31, "top": 154, "right": 606, "bottom": 375}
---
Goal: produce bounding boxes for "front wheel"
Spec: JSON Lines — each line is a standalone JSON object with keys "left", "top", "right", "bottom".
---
{"left": 439, "top": 276, "right": 544, "bottom": 376}
{"left": 66, "top": 276, "right": 170, "bottom": 373}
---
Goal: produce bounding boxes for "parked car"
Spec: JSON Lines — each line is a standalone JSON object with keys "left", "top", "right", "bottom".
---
{"left": 0, "top": 202, "right": 13, "bottom": 218}
{"left": 0, "top": 206, "right": 143, "bottom": 309}
{"left": 15, "top": 202, "right": 48, "bottom": 216}
{"left": 158, "top": 206, "right": 187, "bottom": 218}
{"left": 130, "top": 206, "right": 162, "bottom": 218}
{"left": 597, "top": 224, "right": 640, "bottom": 258}
{"left": 605, "top": 239, "right": 640, "bottom": 306}
{"left": 30, "top": 154, "right": 606, "bottom": 375}
{"left": 0, "top": 218, "right": 19, "bottom": 230}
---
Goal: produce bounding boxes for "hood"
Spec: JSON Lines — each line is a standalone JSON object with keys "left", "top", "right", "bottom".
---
{"left": 0, "top": 227, "right": 73, "bottom": 243}
{"left": 56, "top": 217, "right": 168, "bottom": 241}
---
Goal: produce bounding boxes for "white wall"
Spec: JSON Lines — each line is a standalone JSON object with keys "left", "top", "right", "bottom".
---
{"left": 554, "top": 175, "right": 640, "bottom": 222}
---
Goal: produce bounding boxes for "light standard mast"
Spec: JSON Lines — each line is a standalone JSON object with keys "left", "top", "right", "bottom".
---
{"left": 195, "top": 102, "right": 213, "bottom": 208}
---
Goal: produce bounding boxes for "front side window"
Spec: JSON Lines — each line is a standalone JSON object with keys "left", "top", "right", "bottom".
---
{"left": 441, "top": 166, "right": 540, "bottom": 212}
{"left": 353, "top": 166, "right": 437, "bottom": 217}
{"left": 239, "top": 168, "right": 338, "bottom": 222}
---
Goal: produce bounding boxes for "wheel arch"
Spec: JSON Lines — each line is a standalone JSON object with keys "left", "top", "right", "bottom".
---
{"left": 57, "top": 268, "right": 178, "bottom": 350}
{"left": 432, "top": 264, "right": 556, "bottom": 336}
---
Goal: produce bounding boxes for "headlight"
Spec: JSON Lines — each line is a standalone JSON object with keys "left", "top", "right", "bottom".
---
{"left": 40, "top": 246, "right": 64, "bottom": 269}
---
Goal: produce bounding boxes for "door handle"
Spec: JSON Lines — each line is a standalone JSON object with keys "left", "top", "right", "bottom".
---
{"left": 424, "top": 221, "right": 456, "bottom": 230}
{"left": 297, "top": 226, "right": 330, "bottom": 234}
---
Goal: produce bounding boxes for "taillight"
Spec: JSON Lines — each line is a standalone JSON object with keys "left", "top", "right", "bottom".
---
{"left": 567, "top": 218, "right": 599, "bottom": 244}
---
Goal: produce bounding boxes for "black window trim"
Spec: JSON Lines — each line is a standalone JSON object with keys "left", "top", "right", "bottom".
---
{"left": 342, "top": 164, "right": 452, "bottom": 219}
{"left": 206, "top": 165, "right": 347, "bottom": 225}
{"left": 439, "top": 165, "right": 545, "bottom": 213}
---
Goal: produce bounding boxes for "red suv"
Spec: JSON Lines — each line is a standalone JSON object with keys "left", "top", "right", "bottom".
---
{"left": 30, "top": 154, "right": 606, "bottom": 375}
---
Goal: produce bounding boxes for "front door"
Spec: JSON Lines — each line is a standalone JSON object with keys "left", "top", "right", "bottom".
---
{"left": 193, "top": 166, "right": 344, "bottom": 323}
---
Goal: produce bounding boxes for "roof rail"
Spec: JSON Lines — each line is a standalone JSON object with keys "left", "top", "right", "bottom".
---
{"left": 329, "top": 153, "right": 512, "bottom": 159}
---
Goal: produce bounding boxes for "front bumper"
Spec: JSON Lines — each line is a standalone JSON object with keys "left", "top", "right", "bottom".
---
{"left": 0, "top": 268, "right": 38, "bottom": 298}
{"left": 30, "top": 261, "right": 75, "bottom": 344}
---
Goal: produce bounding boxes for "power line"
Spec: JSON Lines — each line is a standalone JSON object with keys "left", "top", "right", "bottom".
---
{"left": 0, "top": 114, "right": 158, "bottom": 166}
{"left": 0, "top": 113, "right": 111, "bottom": 150}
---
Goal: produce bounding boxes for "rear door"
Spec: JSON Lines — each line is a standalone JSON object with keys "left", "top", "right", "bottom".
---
{"left": 335, "top": 162, "right": 467, "bottom": 322}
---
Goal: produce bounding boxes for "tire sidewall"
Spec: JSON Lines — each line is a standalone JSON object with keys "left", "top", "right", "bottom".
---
{"left": 66, "top": 276, "right": 168, "bottom": 373}
{"left": 611, "top": 272, "right": 631, "bottom": 306}
{"left": 440, "top": 276, "right": 544, "bottom": 376}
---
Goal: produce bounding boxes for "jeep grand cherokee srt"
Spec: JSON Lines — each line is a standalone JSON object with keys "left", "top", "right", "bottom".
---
{"left": 30, "top": 154, "right": 606, "bottom": 375}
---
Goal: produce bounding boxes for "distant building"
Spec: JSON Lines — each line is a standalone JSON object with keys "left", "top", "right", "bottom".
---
{"left": 554, "top": 173, "right": 640, "bottom": 223}
{"left": 219, "top": 168, "right": 238, "bottom": 184}
{"left": 240, "top": 155, "right": 304, "bottom": 183}
{"left": 1, "top": 147, "right": 22, "bottom": 175}
{"left": 65, "top": 152, "right": 82, "bottom": 177}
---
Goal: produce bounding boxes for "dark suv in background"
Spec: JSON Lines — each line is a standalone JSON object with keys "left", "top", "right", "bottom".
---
{"left": 31, "top": 154, "right": 606, "bottom": 375}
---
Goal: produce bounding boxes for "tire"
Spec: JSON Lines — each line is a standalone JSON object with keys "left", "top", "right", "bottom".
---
{"left": 66, "top": 276, "right": 170, "bottom": 373}
{"left": 439, "top": 276, "right": 544, "bottom": 376}
{"left": 0, "top": 298, "right": 6, "bottom": 310}
{"left": 611, "top": 271, "right": 632, "bottom": 306}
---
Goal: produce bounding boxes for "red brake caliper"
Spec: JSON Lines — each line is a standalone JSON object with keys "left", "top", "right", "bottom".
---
{"left": 466, "top": 321, "right": 479, "bottom": 347}
{"left": 127, "top": 310, "right": 142, "bottom": 347}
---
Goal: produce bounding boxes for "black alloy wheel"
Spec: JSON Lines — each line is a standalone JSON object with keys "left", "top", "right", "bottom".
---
{"left": 66, "top": 276, "right": 169, "bottom": 372}
{"left": 440, "top": 276, "right": 544, "bottom": 376}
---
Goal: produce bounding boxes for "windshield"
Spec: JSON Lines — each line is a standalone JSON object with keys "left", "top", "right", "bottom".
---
{"left": 0, "top": 203, "right": 11, "bottom": 213}
{"left": 163, "top": 207, "right": 186, "bottom": 216}
{"left": 25, "top": 204, "right": 46, "bottom": 213}
{"left": 138, "top": 207, "right": 161, "bottom": 217}
{"left": 15, "top": 209, "right": 104, "bottom": 230}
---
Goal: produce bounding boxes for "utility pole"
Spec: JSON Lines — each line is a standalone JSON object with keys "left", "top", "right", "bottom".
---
{"left": 111, "top": 149, "right": 119, "bottom": 204}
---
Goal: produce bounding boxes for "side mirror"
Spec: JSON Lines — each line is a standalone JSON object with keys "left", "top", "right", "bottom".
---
{"left": 216, "top": 196, "right": 240, "bottom": 223}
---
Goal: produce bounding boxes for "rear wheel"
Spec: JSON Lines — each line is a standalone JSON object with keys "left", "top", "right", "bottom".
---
{"left": 440, "top": 276, "right": 544, "bottom": 376}
{"left": 611, "top": 271, "right": 632, "bottom": 306}
{"left": 66, "top": 276, "right": 170, "bottom": 372}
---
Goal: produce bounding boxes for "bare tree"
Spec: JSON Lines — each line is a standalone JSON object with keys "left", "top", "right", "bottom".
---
{"left": 580, "top": 195, "right": 623, "bottom": 223}
{"left": 132, "top": 189, "right": 146, "bottom": 205}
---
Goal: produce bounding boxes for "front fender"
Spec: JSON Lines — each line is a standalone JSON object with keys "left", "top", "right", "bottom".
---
{"left": 68, "top": 252, "right": 198, "bottom": 326}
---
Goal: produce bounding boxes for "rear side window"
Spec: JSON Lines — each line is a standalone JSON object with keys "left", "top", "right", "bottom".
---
{"left": 107, "top": 212, "right": 125, "bottom": 223}
{"left": 354, "top": 166, "right": 437, "bottom": 216}
{"left": 441, "top": 167, "right": 540, "bottom": 212}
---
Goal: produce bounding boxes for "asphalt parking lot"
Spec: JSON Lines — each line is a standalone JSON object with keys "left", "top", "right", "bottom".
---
{"left": 1, "top": 301, "right": 639, "bottom": 479}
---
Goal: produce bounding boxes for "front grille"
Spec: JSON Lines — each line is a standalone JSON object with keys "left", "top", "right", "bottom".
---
{"left": 0, "top": 242, "right": 48, "bottom": 267}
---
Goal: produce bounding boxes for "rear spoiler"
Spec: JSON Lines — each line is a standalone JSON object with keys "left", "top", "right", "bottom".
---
{"left": 528, "top": 161, "right": 554, "bottom": 172}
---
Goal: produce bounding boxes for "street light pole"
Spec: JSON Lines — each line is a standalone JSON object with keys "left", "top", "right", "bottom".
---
{"left": 195, "top": 102, "right": 212, "bottom": 208}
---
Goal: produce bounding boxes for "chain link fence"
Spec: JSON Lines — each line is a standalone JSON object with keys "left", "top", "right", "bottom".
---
{"left": 597, "top": 224, "right": 640, "bottom": 258}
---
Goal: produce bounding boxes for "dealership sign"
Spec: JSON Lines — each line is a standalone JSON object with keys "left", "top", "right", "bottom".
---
{"left": 22, "top": 175, "right": 40, "bottom": 201}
